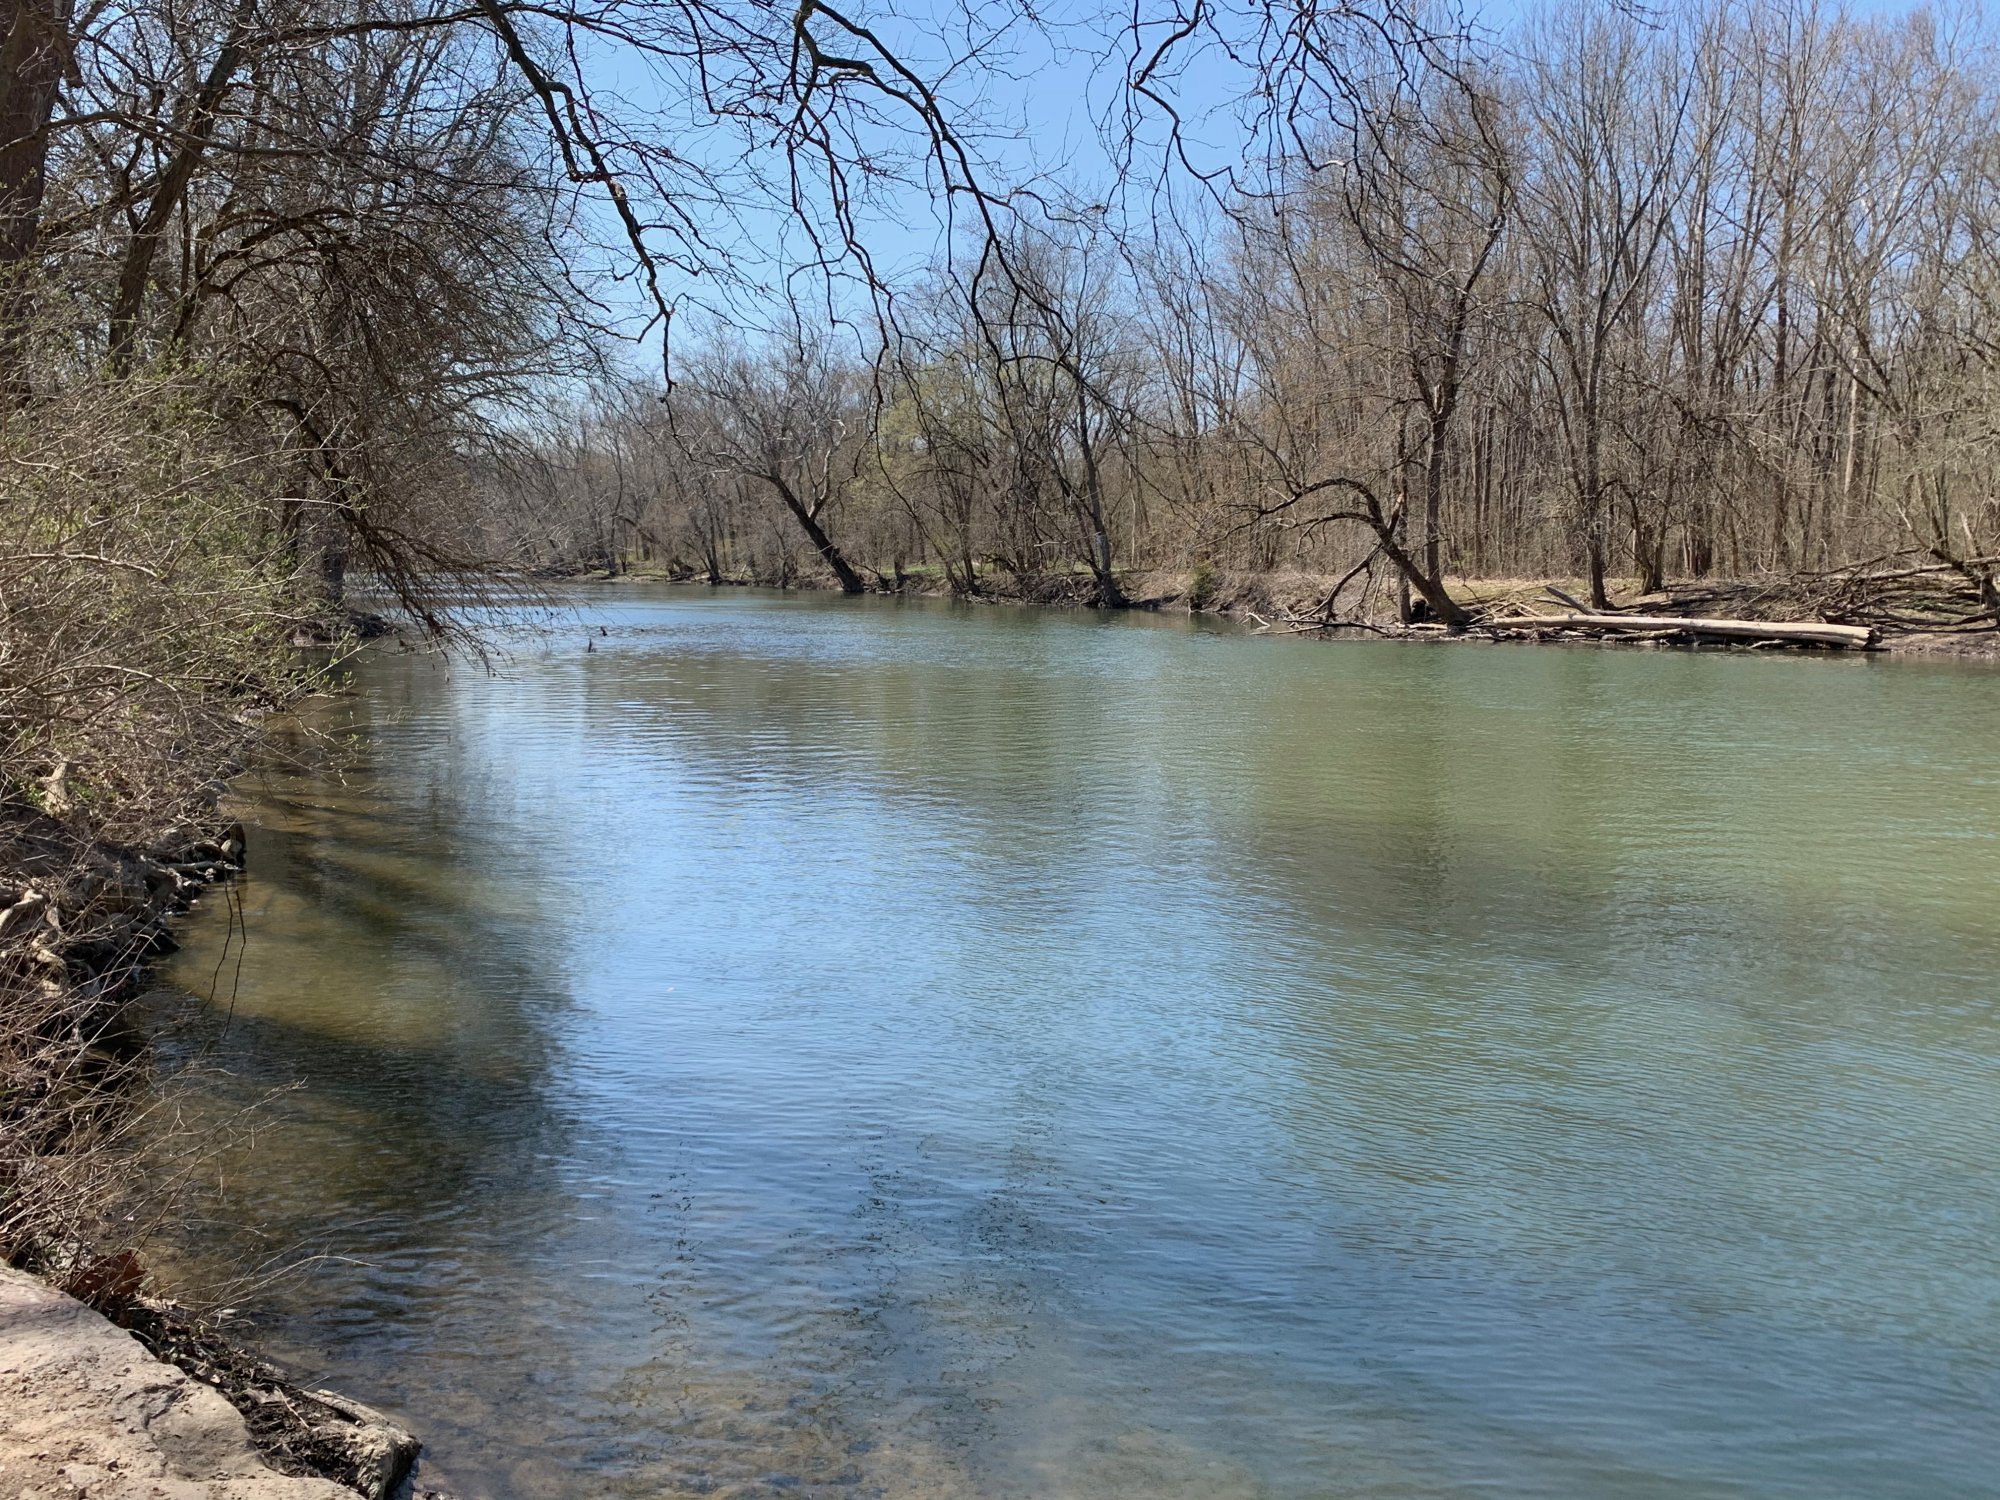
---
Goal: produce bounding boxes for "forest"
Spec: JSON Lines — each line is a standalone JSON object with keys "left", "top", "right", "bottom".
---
{"left": 519, "top": 0, "right": 2000, "bottom": 638}
{"left": 4, "top": 0, "right": 1999, "bottom": 853}
{"left": 9, "top": 1, "right": 2000, "bottom": 840}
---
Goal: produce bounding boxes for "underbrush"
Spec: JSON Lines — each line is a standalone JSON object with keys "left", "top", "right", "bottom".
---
{"left": 0, "top": 372, "right": 339, "bottom": 1285}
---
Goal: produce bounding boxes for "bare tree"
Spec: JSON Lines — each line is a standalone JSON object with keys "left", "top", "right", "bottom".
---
{"left": 672, "top": 334, "right": 870, "bottom": 594}
{"left": 1519, "top": 6, "right": 1692, "bottom": 608}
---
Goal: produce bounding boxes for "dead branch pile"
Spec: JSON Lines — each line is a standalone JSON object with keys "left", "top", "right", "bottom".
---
{"left": 1793, "top": 554, "right": 2000, "bottom": 634}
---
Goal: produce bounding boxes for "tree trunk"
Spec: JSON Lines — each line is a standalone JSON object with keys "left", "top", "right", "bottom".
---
{"left": 106, "top": 0, "right": 255, "bottom": 375}
{"left": 0, "top": 0, "right": 71, "bottom": 397}
{"left": 1073, "top": 383, "right": 1125, "bottom": 608}
{"left": 1490, "top": 613, "right": 1875, "bottom": 648}
{"left": 776, "top": 492, "right": 866, "bottom": 594}
{"left": 1423, "top": 407, "right": 1449, "bottom": 586}
{"left": 1371, "top": 509, "right": 1468, "bottom": 628}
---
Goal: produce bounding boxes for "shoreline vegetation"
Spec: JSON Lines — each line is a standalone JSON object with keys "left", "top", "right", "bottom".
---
{"left": 0, "top": 762, "right": 430, "bottom": 1498}
{"left": 566, "top": 562, "right": 2000, "bottom": 658}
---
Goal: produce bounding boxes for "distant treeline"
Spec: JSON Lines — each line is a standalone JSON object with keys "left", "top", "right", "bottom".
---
{"left": 508, "top": 0, "right": 2000, "bottom": 627}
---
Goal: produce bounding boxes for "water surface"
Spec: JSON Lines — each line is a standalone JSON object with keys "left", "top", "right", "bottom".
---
{"left": 159, "top": 588, "right": 2000, "bottom": 1499}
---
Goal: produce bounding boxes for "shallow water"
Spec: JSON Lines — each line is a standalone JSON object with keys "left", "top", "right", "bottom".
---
{"left": 157, "top": 588, "right": 2000, "bottom": 1499}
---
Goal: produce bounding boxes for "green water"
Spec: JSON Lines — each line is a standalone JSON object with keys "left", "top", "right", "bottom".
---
{"left": 158, "top": 588, "right": 2000, "bottom": 1498}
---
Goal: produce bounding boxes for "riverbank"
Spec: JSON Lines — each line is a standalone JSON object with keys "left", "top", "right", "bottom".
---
{"left": 0, "top": 796, "right": 432, "bottom": 1498}
{"left": 0, "top": 1263, "right": 418, "bottom": 1500}
{"left": 1, "top": 1260, "right": 348, "bottom": 1500}
{"left": 575, "top": 562, "right": 2000, "bottom": 656}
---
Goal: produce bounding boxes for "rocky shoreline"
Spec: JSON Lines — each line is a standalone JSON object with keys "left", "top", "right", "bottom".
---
{"left": 0, "top": 797, "right": 429, "bottom": 1499}
{"left": 1, "top": 1264, "right": 417, "bottom": 1500}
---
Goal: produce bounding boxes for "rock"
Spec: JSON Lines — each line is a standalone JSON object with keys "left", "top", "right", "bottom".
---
{"left": 101, "top": 1300, "right": 422, "bottom": 1500}
{"left": 0, "top": 888, "right": 47, "bottom": 941}
{"left": 297, "top": 1391, "right": 418, "bottom": 1500}
{"left": 0, "top": 1264, "right": 357, "bottom": 1499}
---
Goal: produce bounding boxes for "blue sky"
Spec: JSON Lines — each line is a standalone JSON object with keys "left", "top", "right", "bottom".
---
{"left": 573, "top": 0, "right": 1302, "bottom": 354}
{"left": 575, "top": 0, "right": 1944, "bottom": 368}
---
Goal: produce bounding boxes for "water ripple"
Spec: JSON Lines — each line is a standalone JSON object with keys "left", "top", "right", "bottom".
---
{"left": 157, "top": 589, "right": 2000, "bottom": 1500}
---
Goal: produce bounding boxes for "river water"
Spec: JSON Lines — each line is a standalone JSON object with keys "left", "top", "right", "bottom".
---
{"left": 156, "top": 587, "right": 2000, "bottom": 1499}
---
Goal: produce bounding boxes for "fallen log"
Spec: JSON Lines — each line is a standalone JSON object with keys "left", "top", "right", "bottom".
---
{"left": 1487, "top": 612, "right": 1877, "bottom": 649}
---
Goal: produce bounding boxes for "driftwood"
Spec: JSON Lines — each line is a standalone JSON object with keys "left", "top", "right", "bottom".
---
{"left": 1487, "top": 612, "right": 1877, "bottom": 649}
